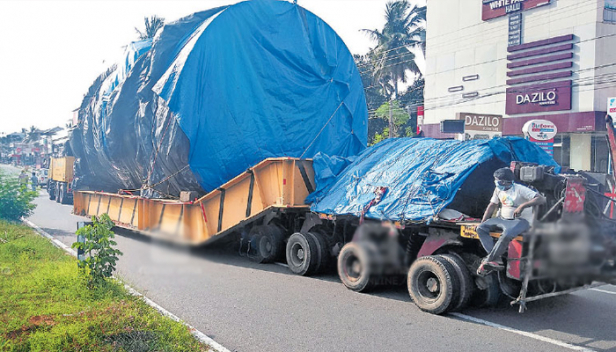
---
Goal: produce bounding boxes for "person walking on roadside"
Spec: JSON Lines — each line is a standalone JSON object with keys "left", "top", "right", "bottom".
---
{"left": 476, "top": 167, "right": 546, "bottom": 276}
{"left": 18, "top": 170, "right": 28, "bottom": 186}
{"left": 30, "top": 172, "right": 39, "bottom": 192}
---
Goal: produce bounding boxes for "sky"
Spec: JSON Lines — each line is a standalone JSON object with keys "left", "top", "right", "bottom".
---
{"left": 0, "top": 0, "right": 424, "bottom": 135}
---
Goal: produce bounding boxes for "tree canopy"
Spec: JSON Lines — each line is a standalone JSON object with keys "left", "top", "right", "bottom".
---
{"left": 135, "top": 15, "right": 165, "bottom": 40}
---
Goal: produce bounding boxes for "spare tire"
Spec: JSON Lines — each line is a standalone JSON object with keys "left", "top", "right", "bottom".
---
{"left": 286, "top": 232, "right": 319, "bottom": 276}
{"left": 337, "top": 242, "right": 380, "bottom": 292}
{"left": 437, "top": 254, "right": 474, "bottom": 312}
{"left": 407, "top": 255, "right": 459, "bottom": 315}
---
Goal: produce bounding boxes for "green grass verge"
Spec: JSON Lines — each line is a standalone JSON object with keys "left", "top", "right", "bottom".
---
{"left": 0, "top": 221, "right": 209, "bottom": 352}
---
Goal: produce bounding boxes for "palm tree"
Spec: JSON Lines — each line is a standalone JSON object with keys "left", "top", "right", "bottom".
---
{"left": 363, "top": 1, "right": 426, "bottom": 137}
{"left": 135, "top": 15, "right": 165, "bottom": 40}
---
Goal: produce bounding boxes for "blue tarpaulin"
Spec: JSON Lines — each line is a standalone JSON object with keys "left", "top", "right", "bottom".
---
{"left": 308, "top": 137, "right": 560, "bottom": 223}
{"left": 71, "top": 0, "right": 367, "bottom": 196}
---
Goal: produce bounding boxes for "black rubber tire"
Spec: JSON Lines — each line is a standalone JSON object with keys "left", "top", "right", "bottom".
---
{"left": 471, "top": 272, "right": 501, "bottom": 308}
{"left": 437, "top": 254, "right": 474, "bottom": 312}
{"left": 55, "top": 183, "right": 61, "bottom": 203}
{"left": 59, "top": 184, "right": 70, "bottom": 205}
{"left": 407, "top": 255, "right": 459, "bottom": 315}
{"left": 337, "top": 242, "right": 379, "bottom": 292}
{"left": 249, "top": 225, "right": 284, "bottom": 264}
{"left": 286, "top": 232, "right": 319, "bottom": 276}
{"left": 498, "top": 270, "right": 522, "bottom": 300}
{"left": 48, "top": 182, "right": 56, "bottom": 201}
{"left": 306, "top": 231, "right": 330, "bottom": 274}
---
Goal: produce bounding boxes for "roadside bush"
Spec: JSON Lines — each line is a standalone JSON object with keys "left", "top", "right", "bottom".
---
{"left": 0, "top": 170, "right": 37, "bottom": 222}
{"left": 72, "top": 214, "right": 123, "bottom": 289}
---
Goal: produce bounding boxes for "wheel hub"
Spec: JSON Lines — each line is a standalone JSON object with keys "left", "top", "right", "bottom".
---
{"left": 426, "top": 277, "right": 439, "bottom": 293}
{"left": 297, "top": 248, "right": 304, "bottom": 260}
{"left": 352, "top": 260, "right": 362, "bottom": 275}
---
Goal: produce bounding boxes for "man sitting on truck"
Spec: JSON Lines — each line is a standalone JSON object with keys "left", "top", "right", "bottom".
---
{"left": 476, "top": 167, "right": 546, "bottom": 276}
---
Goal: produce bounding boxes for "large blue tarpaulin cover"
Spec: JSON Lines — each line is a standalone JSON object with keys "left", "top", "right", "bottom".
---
{"left": 70, "top": 0, "right": 367, "bottom": 197}
{"left": 308, "top": 137, "right": 559, "bottom": 223}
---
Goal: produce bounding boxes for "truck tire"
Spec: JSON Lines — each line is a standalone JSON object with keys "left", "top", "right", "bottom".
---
{"left": 55, "top": 183, "right": 61, "bottom": 203}
{"left": 407, "top": 255, "right": 459, "bottom": 315}
{"left": 59, "top": 184, "right": 69, "bottom": 205}
{"left": 286, "top": 232, "right": 319, "bottom": 276}
{"left": 306, "top": 231, "right": 330, "bottom": 274}
{"left": 437, "top": 254, "right": 474, "bottom": 311}
{"left": 337, "top": 242, "right": 380, "bottom": 292}
{"left": 249, "top": 225, "right": 284, "bottom": 263}
{"left": 48, "top": 182, "right": 56, "bottom": 201}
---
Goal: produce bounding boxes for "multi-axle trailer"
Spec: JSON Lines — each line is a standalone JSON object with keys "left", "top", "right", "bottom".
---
{"left": 72, "top": 153, "right": 616, "bottom": 315}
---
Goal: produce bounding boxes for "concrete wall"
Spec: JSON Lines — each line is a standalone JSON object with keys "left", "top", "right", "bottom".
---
{"left": 424, "top": 0, "right": 605, "bottom": 126}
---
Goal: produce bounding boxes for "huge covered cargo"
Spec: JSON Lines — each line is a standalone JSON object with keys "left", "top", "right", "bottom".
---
{"left": 308, "top": 137, "right": 560, "bottom": 222}
{"left": 70, "top": 0, "right": 368, "bottom": 198}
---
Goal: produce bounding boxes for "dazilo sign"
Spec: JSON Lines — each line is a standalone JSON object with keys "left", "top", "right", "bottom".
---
{"left": 506, "top": 80, "right": 572, "bottom": 115}
{"left": 456, "top": 112, "right": 502, "bottom": 132}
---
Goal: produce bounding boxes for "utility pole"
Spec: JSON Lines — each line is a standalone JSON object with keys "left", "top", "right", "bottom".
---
{"left": 388, "top": 100, "right": 393, "bottom": 138}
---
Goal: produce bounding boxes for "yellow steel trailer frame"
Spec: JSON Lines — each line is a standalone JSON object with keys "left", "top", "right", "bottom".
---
{"left": 73, "top": 158, "right": 314, "bottom": 245}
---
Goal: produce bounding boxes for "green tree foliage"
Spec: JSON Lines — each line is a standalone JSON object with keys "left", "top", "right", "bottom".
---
{"left": 360, "top": 1, "right": 426, "bottom": 143}
{"left": 0, "top": 171, "right": 37, "bottom": 222}
{"left": 72, "top": 214, "right": 123, "bottom": 289}
{"left": 135, "top": 15, "right": 165, "bottom": 40}
{"left": 362, "top": 1, "right": 425, "bottom": 98}
{"left": 354, "top": 53, "right": 388, "bottom": 112}
{"left": 370, "top": 101, "right": 415, "bottom": 145}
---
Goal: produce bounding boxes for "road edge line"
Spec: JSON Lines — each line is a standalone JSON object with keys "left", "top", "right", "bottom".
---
{"left": 22, "top": 218, "right": 231, "bottom": 352}
{"left": 590, "top": 288, "right": 616, "bottom": 295}
{"left": 450, "top": 312, "right": 596, "bottom": 352}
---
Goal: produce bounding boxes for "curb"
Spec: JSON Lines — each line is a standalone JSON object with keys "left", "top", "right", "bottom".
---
{"left": 22, "top": 218, "right": 231, "bottom": 352}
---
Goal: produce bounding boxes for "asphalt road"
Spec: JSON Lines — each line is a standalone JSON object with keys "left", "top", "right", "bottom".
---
{"left": 4, "top": 163, "right": 616, "bottom": 352}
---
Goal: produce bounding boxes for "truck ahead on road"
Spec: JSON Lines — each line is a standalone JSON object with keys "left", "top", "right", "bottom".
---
{"left": 48, "top": 156, "right": 75, "bottom": 205}
{"left": 72, "top": 132, "right": 616, "bottom": 315}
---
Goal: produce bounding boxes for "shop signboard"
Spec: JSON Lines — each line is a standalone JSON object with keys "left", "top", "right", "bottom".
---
{"left": 523, "top": 119, "right": 557, "bottom": 156}
{"left": 506, "top": 80, "right": 572, "bottom": 115}
{"left": 608, "top": 97, "right": 616, "bottom": 121}
{"left": 482, "top": 0, "right": 551, "bottom": 21}
{"left": 456, "top": 112, "right": 502, "bottom": 132}
{"left": 417, "top": 106, "right": 425, "bottom": 134}
{"left": 508, "top": 13, "right": 522, "bottom": 46}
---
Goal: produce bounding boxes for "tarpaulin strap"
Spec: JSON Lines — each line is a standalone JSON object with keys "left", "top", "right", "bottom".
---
{"left": 96, "top": 195, "right": 102, "bottom": 216}
{"left": 297, "top": 161, "right": 315, "bottom": 194}
{"left": 246, "top": 171, "right": 255, "bottom": 217}
{"left": 217, "top": 188, "right": 226, "bottom": 232}
{"left": 86, "top": 194, "right": 92, "bottom": 215}
{"left": 359, "top": 187, "right": 388, "bottom": 224}
{"left": 118, "top": 198, "right": 125, "bottom": 221}
{"left": 146, "top": 165, "right": 190, "bottom": 193}
{"left": 157, "top": 204, "right": 167, "bottom": 230}
{"left": 130, "top": 199, "right": 138, "bottom": 226}
{"left": 106, "top": 196, "right": 112, "bottom": 215}
{"left": 300, "top": 101, "right": 344, "bottom": 159}
{"left": 200, "top": 202, "right": 208, "bottom": 223}
{"left": 175, "top": 205, "right": 184, "bottom": 235}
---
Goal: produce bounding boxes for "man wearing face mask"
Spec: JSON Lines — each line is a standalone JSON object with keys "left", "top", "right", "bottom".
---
{"left": 476, "top": 167, "right": 546, "bottom": 276}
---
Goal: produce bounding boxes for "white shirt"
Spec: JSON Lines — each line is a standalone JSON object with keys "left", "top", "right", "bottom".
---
{"left": 490, "top": 183, "right": 538, "bottom": 221}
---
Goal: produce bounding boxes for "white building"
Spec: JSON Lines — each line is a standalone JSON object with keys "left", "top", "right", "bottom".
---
{"left": 423, "top": 0, "right": 616, "bottom": 172}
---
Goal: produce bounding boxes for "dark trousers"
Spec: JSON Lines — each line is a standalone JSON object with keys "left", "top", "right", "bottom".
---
{"left": 476, "top": 217, "right": 530, "bottom": 263}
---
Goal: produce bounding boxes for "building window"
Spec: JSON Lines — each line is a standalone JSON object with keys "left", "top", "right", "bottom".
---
{"left": 553, "top": 135, "right": 570, "bottom": 170}
{"left": 605, "top": 8, "right": 616, "bottom": 22}
{"left": 591, "top": 135, "right": 609, "bottom": 173}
